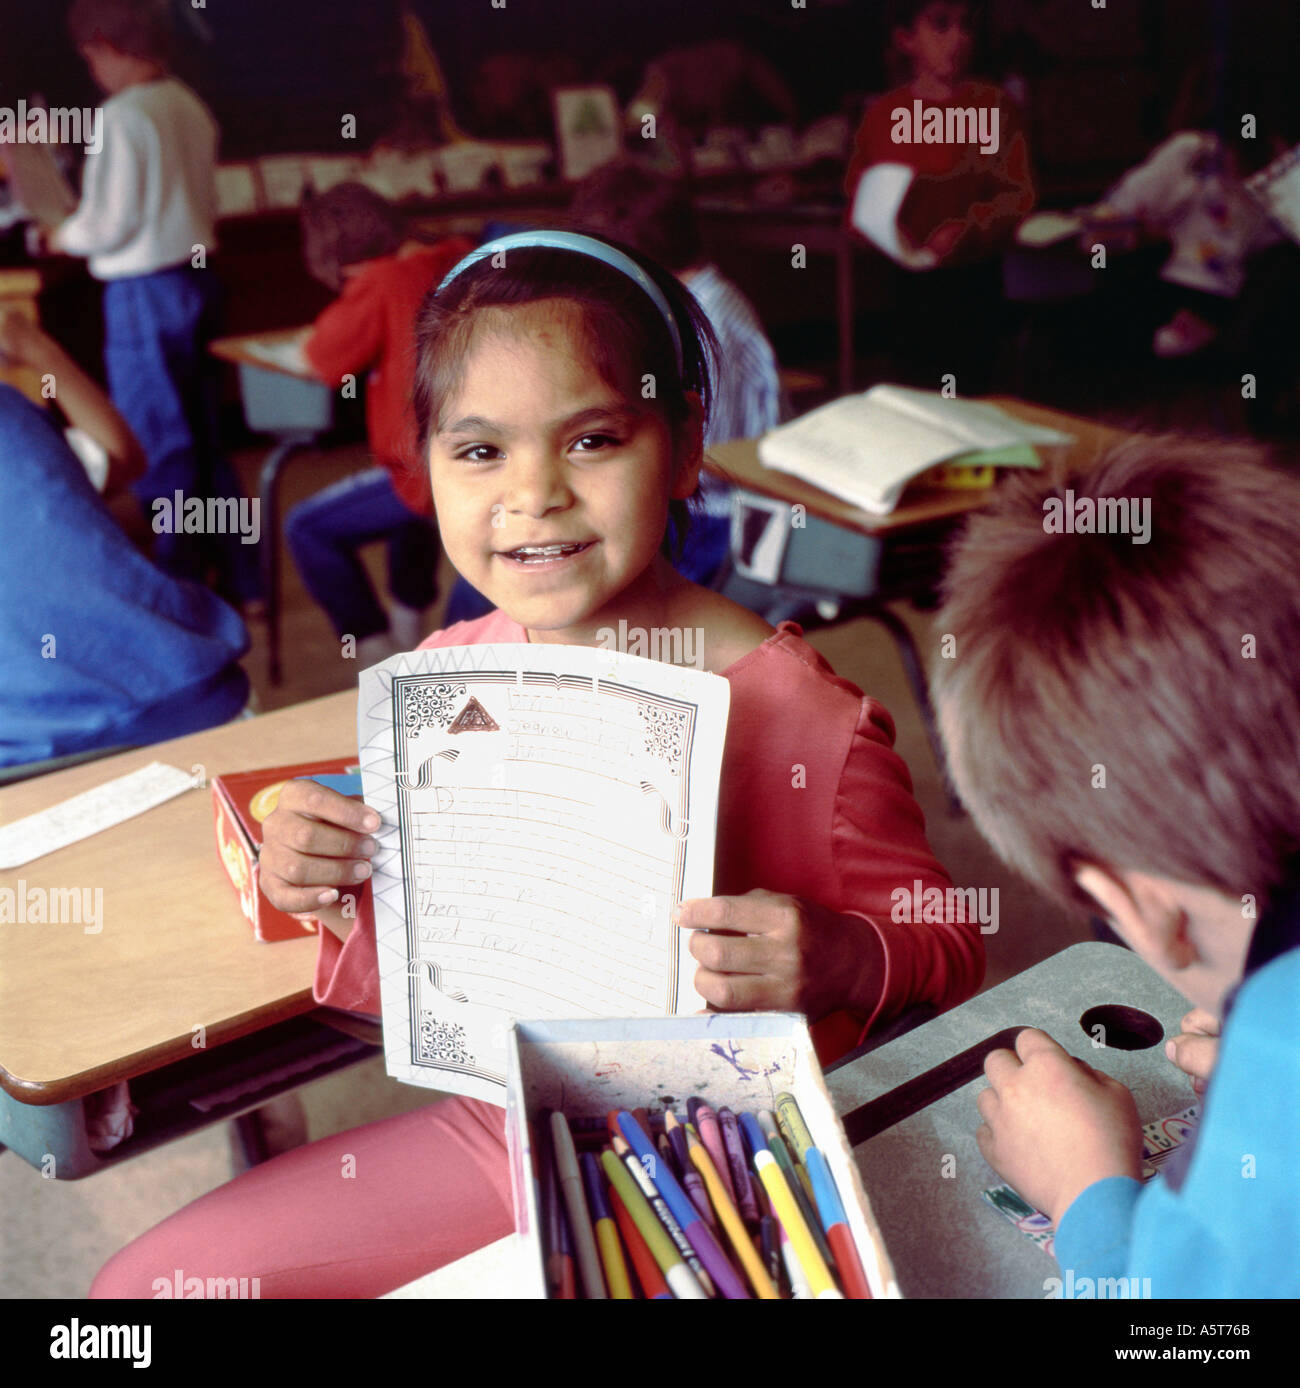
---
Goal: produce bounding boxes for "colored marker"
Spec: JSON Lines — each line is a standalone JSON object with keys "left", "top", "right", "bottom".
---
{"left": 760, "top": 1215, "right": 786, "bottom": 1296}
{"left": 758, "top": 1111, "right": 835, "bottom": 1268}
{"left": 666, "top": 1112, "right": 715, "bottom": 1229}
{"left": 614, "top": 1110, "right": 750, "bottom": 1300}
{"left": 610, "top": 1184, "right": 672, "bottom": 1299}
{"left": 717, "top": 1107, "right": 762, "bottom": 1230}
{"left": 555, "top": 1180, "right": 576, "bottom": 1299}
{"left": 540, "top": 1116, "right": 570, "bottom": 1299}
{"left": 804, "top": 1146, "right": 873, "bottom": 1300}
{"left": 551, "top": 1110, "right": 606, "bottom": 1299}
{"left": 688, "top": 1098, "right": 736, "bottom": 1205}
{"left": 678, "top": 1116, "right": 779, "bottom": 1299}
{"left": 780, "top": 1221, "right": 813, "bottom": 1299}
{"left": 581, "top": 1152, "right": 632, "bottom": 1299}
{"left": 774, "top": 1091, "right": 817, "bottom": 1164}
{"left": 612, "top": 1133, "right": 716, "bottom": 1297}
{"left": 600, "top": 1147, "right": 706, "bottom": 1300}
{"left": 741, "top": 1112, "right": 841, "bottom": 1299}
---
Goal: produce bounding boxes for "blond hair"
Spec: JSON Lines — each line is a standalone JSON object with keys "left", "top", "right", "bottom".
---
{"left": 933, "top": 435, "right": 1300, "bottom": 912}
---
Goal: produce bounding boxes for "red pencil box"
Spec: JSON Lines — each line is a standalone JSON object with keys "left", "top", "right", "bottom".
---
{"left": 211, "top": 756, "right": 361, "bottom": 942}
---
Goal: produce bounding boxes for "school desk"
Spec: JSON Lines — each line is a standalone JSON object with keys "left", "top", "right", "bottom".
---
{"left": 0, "top": 265, "right": 45, "bottom": 404}
{"left": 705, "top": 398, "right": 1128, "bottom": 805}
{"left": 0, "top": 688, "right": 371, "bottom": 1179}
{"left": 825, "top": 941, "right": 1193, "bottom": 1298}
{"left": 210, "top": 328, "right": 335, "bottom": 685}
{"left": 392, "top": 942, "right": 1193, "bottom": 1299}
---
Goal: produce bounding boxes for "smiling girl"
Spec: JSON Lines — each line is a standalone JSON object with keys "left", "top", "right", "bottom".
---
{"left": 91, "top": 233, "right": 979, "bottom": 1297}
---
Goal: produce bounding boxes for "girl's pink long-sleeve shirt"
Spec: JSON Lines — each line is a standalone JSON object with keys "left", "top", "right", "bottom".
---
{"left": 313, "top": 611, "right": 982, "bottom": 1064}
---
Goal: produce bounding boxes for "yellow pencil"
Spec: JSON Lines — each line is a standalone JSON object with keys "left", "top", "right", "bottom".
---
{"left": 752, "top": 1149, "right": 842, "bottom": 1299}
{"left": 677, "top": 1117, "right": 779, "bottom": 1299}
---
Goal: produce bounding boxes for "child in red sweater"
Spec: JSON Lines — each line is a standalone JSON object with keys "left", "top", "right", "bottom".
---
{"left": 289, "top": 183, "right": 471, "bottom": 659}
{"left": 91, "top": 233, "right": 978, "bottom": 1297}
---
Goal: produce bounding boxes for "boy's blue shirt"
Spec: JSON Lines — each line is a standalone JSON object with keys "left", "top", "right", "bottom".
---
{"left": 1055, "top": 886, "right": 1300, "bottom": 1297}
{"left": 0, "top": 386, "right": 249, "bottom": 767}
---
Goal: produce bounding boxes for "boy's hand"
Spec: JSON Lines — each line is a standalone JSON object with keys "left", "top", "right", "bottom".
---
{"left": 675, "top": 888, "right": 881, "bottom": 1020}
{"left": 976, "top": 1028, "right": 1143, "bottom": 1226}
{"left": 1166, "top": 1008, "right": 1220, "bottom": 1097}
{"left": 260, "top": 779, "right": 382, "bottom": 924}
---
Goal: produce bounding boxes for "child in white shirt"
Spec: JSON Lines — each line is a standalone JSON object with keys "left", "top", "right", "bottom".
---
{"left": 49, "top": 0, "right": 258, "bottom": 605}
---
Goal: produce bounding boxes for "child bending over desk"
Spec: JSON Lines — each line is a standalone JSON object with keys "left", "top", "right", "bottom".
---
{"left": 91, "top": 232, "right": 980, "bottom": 1297}
{"left": 934, "top": 438, "right": 1300, "bottom": 1297}
{"left": 290, "top": 184, "right": 472, "bottom": 662}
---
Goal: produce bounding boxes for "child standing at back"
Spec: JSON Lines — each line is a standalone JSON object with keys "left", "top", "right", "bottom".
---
{"left": 49, "top": 0, "right": 257, "bottom": 606}
{"left": 934, "top": 439, "right": 1300, "bottom": 1296}
{"left": 91, "top": 231, "right": 981, "bottom": 1297}
{"left": 291, "top": 183, "right": 471, "bottom": 662}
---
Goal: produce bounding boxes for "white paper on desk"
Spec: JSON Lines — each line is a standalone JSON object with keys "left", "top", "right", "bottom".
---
{"left": 242, "top": 330, "right": 312, "bottom": 377}
{"left": 757, "top": 385, "right": 1073, "bottom": 515}
{"left": 357, "top": 645, "right": 730, "bottom": 1105}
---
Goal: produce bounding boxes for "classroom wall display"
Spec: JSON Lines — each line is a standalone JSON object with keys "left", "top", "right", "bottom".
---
{"left": 552, "top": 85, "right": 623, "bottom": 182}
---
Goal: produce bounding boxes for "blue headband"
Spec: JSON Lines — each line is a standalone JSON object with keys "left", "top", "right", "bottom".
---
{"left": 435, "top": 230, "right": 685, "bottom": 375}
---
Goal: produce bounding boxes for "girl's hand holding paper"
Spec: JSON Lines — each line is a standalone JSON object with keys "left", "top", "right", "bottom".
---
{"left": 675, "top": 888, "right": 884, "bottom": 1019}
{"left": 260, "top": 778, "right": 382, "bottom": 936}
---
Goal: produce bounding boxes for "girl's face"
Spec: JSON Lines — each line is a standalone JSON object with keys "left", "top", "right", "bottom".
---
{"left": 429, "top": 299, "right": 699, "bottom": 638}
{"left": 898, "top": 3, "right": 972, "bottom": 84}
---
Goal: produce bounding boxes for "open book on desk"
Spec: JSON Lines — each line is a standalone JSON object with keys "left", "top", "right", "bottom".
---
{"left": 757, "top": 385, "right": 1074, "bottom": 516}
{"left": 358, "top": 645, "right": 730, "bottom": 1106}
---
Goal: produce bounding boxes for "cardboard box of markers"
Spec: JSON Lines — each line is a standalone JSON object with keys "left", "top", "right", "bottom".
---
{"left": 504, "top": 1012, "right": 900, "bottom": 1299}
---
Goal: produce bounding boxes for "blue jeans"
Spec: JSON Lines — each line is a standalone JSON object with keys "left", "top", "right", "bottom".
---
{"left": 104, "top": 264, "right": 260, "bottom": 602}
{"left": 286, "top": 468, "right": 440, "bottom": 639}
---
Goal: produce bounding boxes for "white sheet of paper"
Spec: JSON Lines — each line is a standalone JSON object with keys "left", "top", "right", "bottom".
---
{"left": 3, "top": 141, "right": 77, "bottom": 224}
{"left": 242, "top": 329, "right": 312, "bottom": 377}
{"left": 0, "top": 762, "right": 197, "bottom": 869}
{"left": 358, "top": 645, "right": 730, "bottom": 1106}
{"left": 757, "top": 385, "right": 1074, "bottom": 514}
{"left": 1015, "top": 210, "right": 1084, "bottom": 248}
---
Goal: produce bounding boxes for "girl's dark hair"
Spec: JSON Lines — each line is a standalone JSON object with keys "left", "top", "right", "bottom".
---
{"left": 413, "top": 234, "right": 718, "bottom": 558}
{"left": 301, "top": 183, "right": 405, "bottom": 294}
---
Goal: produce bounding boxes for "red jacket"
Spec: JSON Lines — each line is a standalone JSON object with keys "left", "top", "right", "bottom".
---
{"left": 314, "top": 612, "right": 983, "bottom": 1067}
{"left": 845, "top": 80, "right": 1035, "bottom": 258}
{"left": 304, "top": 238, "right": 473, "bottom": 515}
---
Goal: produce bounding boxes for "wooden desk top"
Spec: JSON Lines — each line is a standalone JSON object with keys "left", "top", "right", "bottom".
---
{"left": 209, "top": 327, "right": 317, "bottom": 380}
{"left": 704, "top": 397, "right": 1128, "bottom": 537}
{"left": 0, "top": 690, "right": 356, "bottom": 1105}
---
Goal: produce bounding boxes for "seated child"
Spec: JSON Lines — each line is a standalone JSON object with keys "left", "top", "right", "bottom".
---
{"left": 0, "top": 315, "right": 249, "bottom": 770}
{"left": 845, "top": 0, "right": 1034, "bottom": 270}
{"left": 1087, "top": 129, "right": 1282, "bottom": 358}
{"left": 444, "top": 163, "right": 782, "bottom": 623}
{"left": 933, "top": 437, "right": 1300, "bottom": 1296}
{"left": 91, "top": 231, "right": 981, "bottom": 1296}
{"left": 290, "top": 183, "right": 472, "bottom": 660}
{"left": 51, "top": 0, "right": 258, "bottom": 606}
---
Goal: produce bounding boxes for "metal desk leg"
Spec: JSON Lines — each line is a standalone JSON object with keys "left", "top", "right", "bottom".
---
{"left": 837, "top": 231, "right": 856, "bottom": 395}
{"left": 258, "top": 433, "right": 317, "bottom": 686}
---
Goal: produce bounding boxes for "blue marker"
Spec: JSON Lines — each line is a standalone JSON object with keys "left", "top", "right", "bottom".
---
{"left": 614, "top": 1110, "right": 750, "bottom": 1299}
